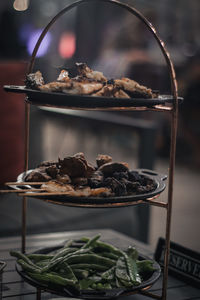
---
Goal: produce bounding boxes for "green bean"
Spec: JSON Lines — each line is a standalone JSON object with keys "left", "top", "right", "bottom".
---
{"left": 84, "top": 238, "right": 123, "bottom": 256}
{"left": 82, "top": 234, "right": 101, "bottom": 249}
{"left": 55, "top": 262, "right": 78, "bottom": 285}
{"left": 17, "top": 259, "right": 42, "bottom": 273}
{"left": 136, "top": 260, "right": 156, "bottom": 274}
{"left": 123, "top": 253, "right": 141, "bottom": 285}
{"left": 102, "top": 266, "right": 115, "bottom": 281}
{"left": 10, "top": 250, "right": 41, "bottom": 269}
{"left": 36, "top": 260, "right": 51, "bottom": 268}
{"left": 41, "top": 248, "right": 91, "bottom": 273}
{"left": 96, "top": 252, "right": 119, "bottom": 260}
{"left": 115, "top": 256, "right": 130, "bottom": 282}
{"left": 27, "top": 254, "right": 54, "bottom": 262}
{"left": 65, "top": 254, "right": 115, "bottom": 268}
{"left": 70, "top": 263, "right": 108, "bottom": 272}
{"left": 50, "top": 247, "right": 77, "bottom": 261}
{"left": 73, "top": 269, "right": 89, "bottom": 279}
{"left": 27, "top": 271, "right": 79, "bottom": 289}
{"left": 127, "top": 246, "right": 138, "bottom": 260}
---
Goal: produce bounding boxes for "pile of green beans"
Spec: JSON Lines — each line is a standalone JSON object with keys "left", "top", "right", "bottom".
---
{"left": 10, "top": 234, "right": 156, "bottom": 292}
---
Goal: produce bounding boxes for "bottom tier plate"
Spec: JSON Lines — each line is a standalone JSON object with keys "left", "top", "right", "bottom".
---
{"left": 16, "top": 244, "right": 161, "bottom": 299}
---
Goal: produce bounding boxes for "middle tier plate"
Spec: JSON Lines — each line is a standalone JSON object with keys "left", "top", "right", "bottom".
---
{"left": 13, "top": 169, "right": 167, "bottom": 208}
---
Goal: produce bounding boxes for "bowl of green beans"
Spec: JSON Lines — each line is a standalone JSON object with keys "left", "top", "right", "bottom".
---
{"left": 10, "top": 235, "right": 161, "bottom": 299}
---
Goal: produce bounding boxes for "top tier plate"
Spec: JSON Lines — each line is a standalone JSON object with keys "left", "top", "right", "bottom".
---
{"left": 4, "top": 85, "right": 183, "bottom": 109}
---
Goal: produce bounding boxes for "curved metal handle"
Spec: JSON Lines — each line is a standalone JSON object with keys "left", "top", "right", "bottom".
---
{"left": 28, "top": 0, "right": 178, "bottom": 107}
{"left": 138, "top": 169, "right": 167, "bottom": 182}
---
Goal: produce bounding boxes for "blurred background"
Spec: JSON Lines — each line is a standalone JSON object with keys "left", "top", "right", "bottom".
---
{"left": 0, "top": 0, "right": 200, "bottom": 253}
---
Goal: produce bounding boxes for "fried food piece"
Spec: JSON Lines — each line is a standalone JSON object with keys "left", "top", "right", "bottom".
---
{"left": 88, "top": 171, "right": 104, "bottom": 188}
{"left": 37, "top": 160, "right": 58, "bottom": 168}
{"left": 45, "top": 165, "right": 59, "bottom": 179}
{"left": 98, "top": 162, "right": 129, "bottom": 176}
{"left": 89, "top": 187, "right": 112, "bottom": 197}
{"left": 74, "top": 153, "right": 95, "bottom": 178}
{"left": 65, "top": 81, "right": 103, "bottom": 95}
{"left": 113, "top": 89, "right": 130, "bottom": 98}
{"left": 25, "top": 168, "right": 52, "bottom": 182}
{"left": 56, "top": 174, "right": 71, "bottom": 184}
{"left": 114, "top": 78, "right": 152, "bottom": 98}
{"left": 96, "top": 154, "right": 112, "bottom": 168}
{"left": 59, "top": 156, "right": 87, "bottom": 178}
{"left": 76, "top": 62, "right": 107, "bottom": 82}
{"left": 25, "top": 71, "right": 45, "bottom": 90}
{"left": 72, "top": 177, "right": 88, "bottom": 186}
{"left": 41, "top": 181, "right": 74, "bottom": 193}
{"left": 57, "top": 70, "right": 70, "bottom": 82}
{"left": 39, "top": 81, "right": 72, "bottom": 92}
{"left": 103, "top": 177, "right": 127, "bottom": 196}
{"left": 92, "top": 84, "right": 114, "bottom": 97}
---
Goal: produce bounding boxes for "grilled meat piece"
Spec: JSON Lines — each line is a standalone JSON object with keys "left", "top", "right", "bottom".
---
{"left": 37, "top": 160, "right": 58, "bottom": 168}
{"left": 98, "top": 162, "right": 129, "bottom": 176}
{"left": 57, "top": 70, "right": 70, "bottom": 82}
{"left": 92, "top": 84, "right": 114, "bottom": 97}
{"left": 74, "top": 152, "right": 95, "bottom": 178}
{"left": 45, "top": 165, "right": 59, "bottom": 179}
{"left": 41, "top": 181, "right": 74, "bottom": 193}
{"left": 114, "top": 78, "right": 152, "bottom": 98}
{"left": 89, "top": 187, "right": 112, "bottom": 197}
{"left": 25, "top": 71, "right": 45, "bottom": 90}
{"left": 59, "top": 156, "right": 87, "bottom": 178}
{"left": 76, "top": 62, "right": 107, "bottom": 82}
{"left": 72, "top": 177, "right": 88, "bottom": 186}
{"left": 39, "top": 81, "right": 72, "bottom": 92}
{"left": 88, "top": 170, "right": 104, "bottom": 188}
{"left": 96, "top": 154, "right": 112, "bottom": 168}
{"left": 113, "top": 89, "right": 130, "bottom": 98}
{"left": 25, "top": 168, "right": 52, "bottom": 182}
{"left": 65, "top": 81, "right": 103, "bottom": 95}
{"left": 103, "top": 177, "right": 127, "bottom": 196}
{"left": 56, "top": 174, "right": 71, "bottom": 184}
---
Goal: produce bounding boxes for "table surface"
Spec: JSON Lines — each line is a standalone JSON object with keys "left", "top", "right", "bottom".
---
{"left": 0, "top": 229, "right": 199, "bottom": 300}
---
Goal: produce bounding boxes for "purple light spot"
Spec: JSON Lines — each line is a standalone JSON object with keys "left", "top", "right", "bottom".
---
{"left": 19, "top": 23, "right": 33, "bottom": 43}
{"left": 27, "top": 29, "right": 52, "bottom": 57}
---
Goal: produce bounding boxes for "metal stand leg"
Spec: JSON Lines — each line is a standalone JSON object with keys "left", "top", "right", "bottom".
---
{"left": 36, "top": 288, "right": 41, "bottom": 300}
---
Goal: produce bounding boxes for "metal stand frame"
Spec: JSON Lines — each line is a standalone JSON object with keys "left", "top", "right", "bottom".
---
{"left": 20, "top": 0, "right": 178, "bottom": 299}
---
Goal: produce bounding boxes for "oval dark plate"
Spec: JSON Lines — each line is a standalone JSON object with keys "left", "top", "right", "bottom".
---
{"left": 16, "top": 244, "right": 161, "bottom": 299}
{"left": 13, "top": 169, "right": 167, "bottom": 207}
{"left": 4, "top": 85, "right": 183, "bottom": 108}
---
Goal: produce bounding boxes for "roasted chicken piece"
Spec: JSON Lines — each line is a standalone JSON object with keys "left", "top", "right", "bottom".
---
{"left": 65, "top": 81, "right": 103, "bottom": 95}
{"left": 98, "top": 162, "right": 129, "bottom": 176}
{"left": 92, "top": 84, "right": 115, "bottom": 97}
{"left": 59, "top": 156, "right": 87, "bottom": 178}
{"left": 57, "top": 70, "right": 70, "bottom": 82}
{"left": 114, "top": 78, "right": 153, "bottom": 98}
{"left": 76, "top": 62, "right": 107, "bottom": 82}
{"left": 25, "top": 71, "right": 45, "bottom": 90}
{"left": 96, "top": 154, "right": 112, "bottom": 168}
{"left": 113, "top": 89, "right": 130, "bottom": 98}
{"left": 25, "top": 168, "right": 52, "bottom": 182}
{"left": 41, "top": 181, "right": 74, "bottom": 193}
{"left": 39, "top": 81, "right": 72, "bottom": 92}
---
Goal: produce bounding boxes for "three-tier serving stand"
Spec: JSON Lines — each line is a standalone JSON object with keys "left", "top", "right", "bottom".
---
{"left": 3, "top": 1, "right": 180, "bottom": 299}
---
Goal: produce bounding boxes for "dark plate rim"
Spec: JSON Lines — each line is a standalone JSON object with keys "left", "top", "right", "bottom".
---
{"left": 4, "top": 85, "right": 183, "bottom": 108}
{"left": 13, "top": 169, "right": 167, "bottom": 205}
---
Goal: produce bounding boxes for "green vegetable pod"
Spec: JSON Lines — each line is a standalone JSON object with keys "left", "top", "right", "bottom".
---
{"left": 70, "top": 263, "right": 108, "bottom": 272}
{"left": 65, "top": 254, "right": 115, "bottom": 268}
{"left": 27, "top": 271, "right": 79, "bottom": 289}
